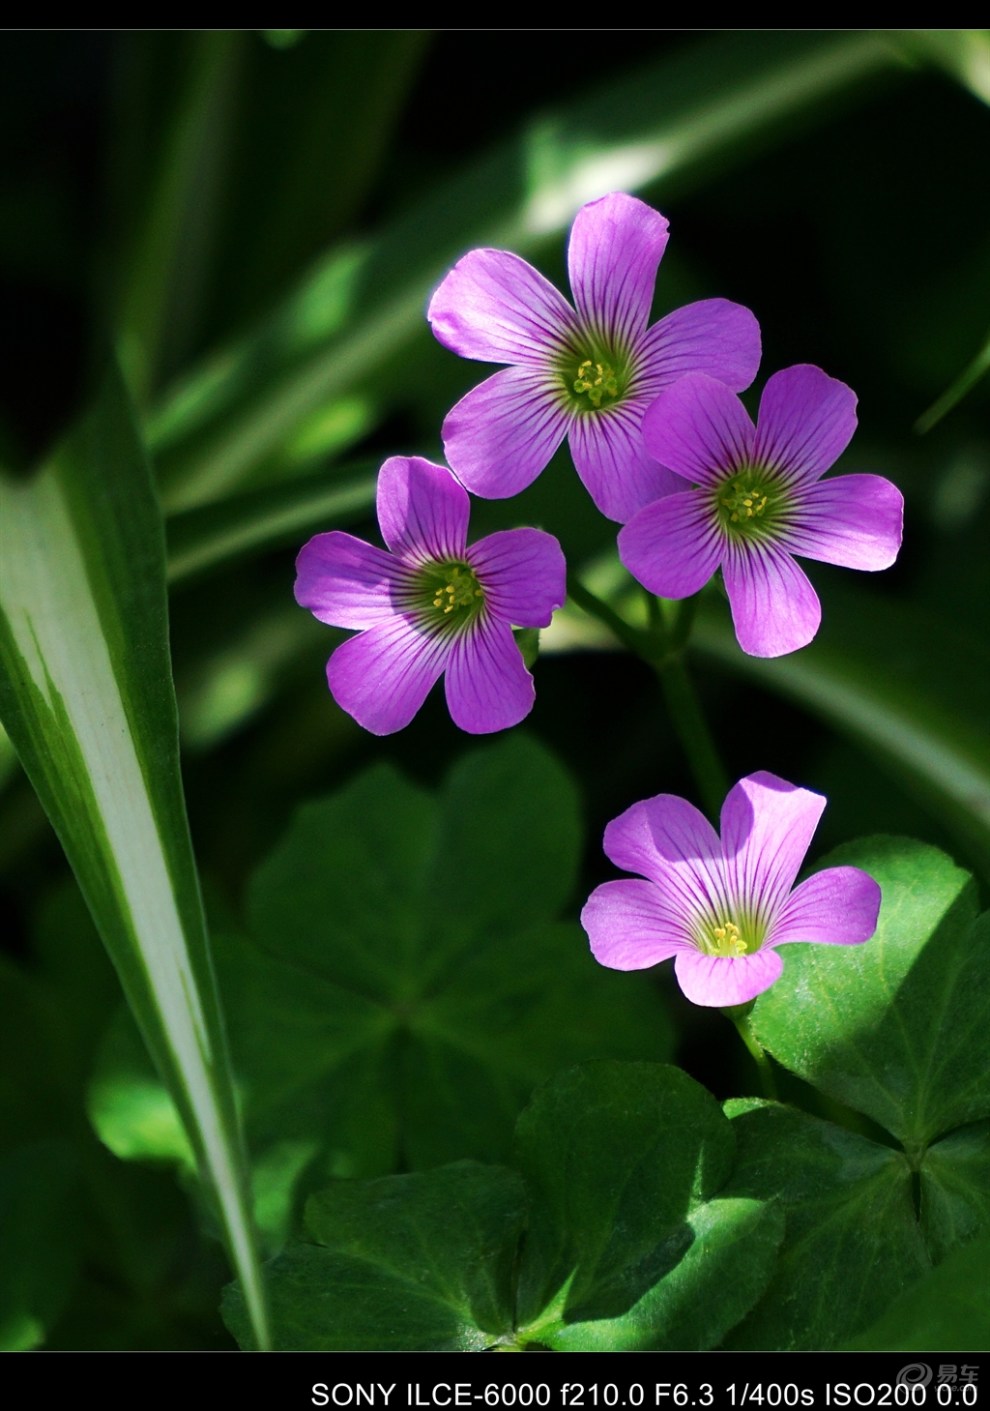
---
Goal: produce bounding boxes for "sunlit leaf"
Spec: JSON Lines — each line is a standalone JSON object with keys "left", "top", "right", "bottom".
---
{"left": 722, "top": 1100, "right": 930, "bottom": 1350}
{"left": 753, "top": 838, "right": 989, "bottom": 1150}
{"left": 515, "top": 1063, "right": 781, "bottom": 1351}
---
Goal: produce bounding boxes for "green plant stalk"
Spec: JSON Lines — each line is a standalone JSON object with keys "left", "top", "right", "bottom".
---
{"left": 724, "top": 1006, "right": 779, "bottom": 1101}
{"left": 570, "top": 576, "right": 727, "bottom": 818}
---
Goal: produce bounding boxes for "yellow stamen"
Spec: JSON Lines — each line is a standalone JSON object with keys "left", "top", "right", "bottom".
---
{"left": 573, "top": 359, "right": 619, "bottom": 409}
{"left": 702, "top": 919, "right": 749, "bottom": 957}
{"left": 424, "top": 562, "right": 485, "bottom": 621}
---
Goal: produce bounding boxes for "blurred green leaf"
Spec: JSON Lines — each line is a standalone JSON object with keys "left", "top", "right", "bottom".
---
{"left": 0, "top": 368, "right": 268, "bottom": 1348}
{"left": 166, "top": 463, "right": 377, "bottom": 584}
{"left": 0, "top": 957, "right": 69, "bottom": 1154}
{"left": 753, "top": 838, "right": 989, "bottom": 1150}
{"left": 886, "top": 30, "right": 990, "bottom": 105}
{"left": 845, "top": 1231, "right": 990, "bottom": 1351}
{"left": 722, "top": 1100, "right": 930, "bottom": 1350}
{"left": 115, "top": 33, "right": 242, "bottom": 404}
{"left": 0, "top": 1142, "right": 82, "bottom": 1350}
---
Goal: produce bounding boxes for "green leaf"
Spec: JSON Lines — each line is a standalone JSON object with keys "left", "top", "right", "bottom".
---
{"left": 90, "top": 737, "right": 673, "bottom": 1239}
{"left": 424, "top": 734, "right": 582, "bottom": 935}
{"left": 845, "top": 1233, "right": 990, "bottom": 1351}
{"left": 752, "top": 837, "right": 989, "bottom": 1151}
{"left": 222, "top": 1162, "right": 526, "bottom": 1351}
{"left": 513, "top": 1062, "right": 780, "bottom": 1351}
{"left": 920, "top": 1123, "right": 990, "bottom": 1263}
{"left": 514, "top": 1062, "right": 733, "bottom": 1330}
{"left": 0, "top": 368, "right": 268, "bottom": 1347}
{"left": 221, "top": 1064, "right": 781, "bottom": 1352}
{"left": 0, "top": 1143, "right": 81, "bottom": 1350}
{"left": 886, "top": 30, "right": 990, "bottom": 106}
{"left": 115, "top": 33, "right": 242, "bottom": 403}
{"left": 550, "top": 1198, "right": 784, "bottom": 1352}
{"left": 722, "top": 1100, "right": 930, "bottom": 1351}
{"left": 165, "top": 463, "right": 377, "bottom": 584}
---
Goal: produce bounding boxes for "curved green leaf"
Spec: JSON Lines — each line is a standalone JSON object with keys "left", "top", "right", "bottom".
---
{"left": 0, "top": 369, "right": 269, "bottom": 1348}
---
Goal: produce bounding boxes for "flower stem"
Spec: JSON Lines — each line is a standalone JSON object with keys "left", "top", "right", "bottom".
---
{"left": 567, "top": 576, "right": 728, "bottom": 817}
{"left": 566, "top": 574, "right": 647, "bottom": 658}
{"left": 640, "top": 591, "right": 727, "bottom": 816}
{"left": 653, "top": 656, "right": 728, "bottom": 820}
{"left": 724, "top": 1005, "right": 778, "bottom": 1100}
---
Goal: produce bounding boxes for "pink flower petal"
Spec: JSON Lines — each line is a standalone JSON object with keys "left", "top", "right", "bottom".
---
{"left": 444, "top": 615, "right": 535, "bottom": 734}
{"left": 754, "top": 365, "right": 857, "bottom": 486}
{"left": 771, "top": 865, "right": 881, "bottom": 947}
{"left": 294, "top": 532, "right": 407, "bottom": 628}
{"left": 567, "top": 192, "right": 669, "bottom": 349}
{"left": 427, "top": 247, "right": 578, "bottom": 366}
{"left": 639, "top": 298, "right": 762, "bottom": 396}
{"left": 326, "top": 616, "right": 448, "bottom": 735}
{"left": 641, "top": 373, "right": 755, "bottom": 486}
{"left": 376, "top": 457, "right": 469, "bottom": 564}
{"left": 674, "top": 948, "right": 784, "bottom": 1007}
{"left": 722, "top": 539, "right": 822, "bottom": 657}
{"left": 569, "top": 402, "right": 685, "bottom": 522}
{"left": 467, "top": 528, "right": 566, "bottom": 628}
{"left": 441, "top": 367, "right": 571, "bottom": 500}
{"left": 719, "top": 772, "right": 827, "bottom": 926}
{"left": 780, "top": 474, "right": 904, "bottom": 570}
{"left": 603, "top": 794, "right": 730, "bottom": 922}
{"left": 618, "top": 489, "right": 724, "bottom": 598}
{"left": 581, "top": 879, "right": 695, "bottom": 971}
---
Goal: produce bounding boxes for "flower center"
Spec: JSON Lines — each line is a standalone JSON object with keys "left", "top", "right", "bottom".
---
{"left": 415, "top": 560, "right": 485, "bottom": 631}
{"left": 715, "top": 471, "right": 779, "bottom": 537}
{"left": 573, "top": 358, "right": 621, "bottom": 409}
{"left": 561, "top": 336, "right": 631, "bottom": 413}
{"left": 697, "top": 917, "right": 762, "bottom": 957}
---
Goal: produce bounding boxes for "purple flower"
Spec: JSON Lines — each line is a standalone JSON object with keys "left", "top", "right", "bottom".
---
{"left": 581, "top": 771, "right": 880, "bottom": 1008}
{"left": 618, "top": 365, "right": 904, "bottom": 657}
{"left": 427, "top": 192, "right": 761, "bottom": 523}
{"left": 294, "top": 456, "right": 566, "bottom": 735}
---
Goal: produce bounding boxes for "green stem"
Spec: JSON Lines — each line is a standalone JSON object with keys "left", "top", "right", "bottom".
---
{"left": 724, "top": 1006, "right": 778, "bottom": 1100}
{"left": 568, "top": 575, "right": 729, "bottom": 818}
{"left": 654, "top": 657, "right": 728, "bottom": 819}
{"left": 566, "top": 574, "right": 647, "bottom": 658}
